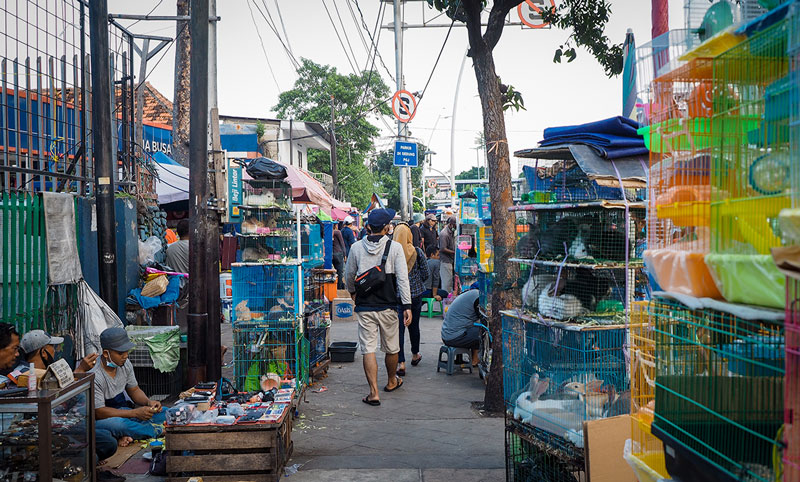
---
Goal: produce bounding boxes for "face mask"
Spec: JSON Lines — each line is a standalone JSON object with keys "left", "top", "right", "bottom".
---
{"left": 40, "top": 348, "right": 54, "bottom": 368}
{"left": 104, "top": 351, "right": 119, "bottom": 369}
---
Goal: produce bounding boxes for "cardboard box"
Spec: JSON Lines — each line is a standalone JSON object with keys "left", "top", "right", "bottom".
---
{"left": 337, "top": 289, "right": 351, "bottom": 299}
{"left": 583, "top": 415, "right": 637, "bottom": 482}
{"left": 332, "top": 298, "right": 355, "bottom": 322}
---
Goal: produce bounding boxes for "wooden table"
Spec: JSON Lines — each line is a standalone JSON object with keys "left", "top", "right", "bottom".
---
{"left": 165, "top": 408, "right": 293, "bottom": 482}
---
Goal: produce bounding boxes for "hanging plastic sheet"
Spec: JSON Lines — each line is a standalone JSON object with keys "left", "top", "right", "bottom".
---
{"left": 76, "top": 280, "right": 124, "bottom": 358}
{"left": 42, "top": 192, "right": 82, "bottom": 285}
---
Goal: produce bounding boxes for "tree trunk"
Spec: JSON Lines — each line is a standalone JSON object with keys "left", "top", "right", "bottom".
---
{"left": 471, "top": 44, "right": 519, "bottom": 414}
{"left": 172, "top": 0, "right": 191, "bottom": 167}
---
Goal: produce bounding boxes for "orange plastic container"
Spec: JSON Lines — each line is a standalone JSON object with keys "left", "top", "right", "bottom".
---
{"left": 323, "top": 282, "right": 337, "bottom": 302}
{"left": 644, "top": 248, "right": 722, "bottom": 298}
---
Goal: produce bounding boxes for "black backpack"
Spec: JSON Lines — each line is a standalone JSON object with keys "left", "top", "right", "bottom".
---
{"left": 354, "top": 241, "right": 392, "bottom": 297}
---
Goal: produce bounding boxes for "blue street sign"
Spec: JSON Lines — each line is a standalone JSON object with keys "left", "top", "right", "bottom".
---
{"left": 393, "top": 140, "right": 418, "bottom": 167}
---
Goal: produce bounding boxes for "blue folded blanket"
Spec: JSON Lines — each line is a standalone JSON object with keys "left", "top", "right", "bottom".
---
{"left": 540, "top": 116, "right": 646, "bottom": 159}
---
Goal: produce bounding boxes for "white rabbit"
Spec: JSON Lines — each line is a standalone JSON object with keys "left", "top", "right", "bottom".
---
{"left": 513, "top": 373, "right": 550, "bottom": 422}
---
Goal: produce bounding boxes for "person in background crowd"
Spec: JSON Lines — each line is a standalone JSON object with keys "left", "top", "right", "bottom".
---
{"left": 438, "top": 216, "right": 457, "bottom": 293}
{"left": 332, "top": 223, "right": 347, "bottom": 289}
{"left": 342, "top": 216, "right": 357, "bottom": 256}
{"left": 0, "top": 323, "right": 20, "bottom": 375}
{"left": 20, "top": 330, "right": 97, "bottom": 373}
{"left": 421, "top": 245, "right": 448, "bottom": 300}
{"left": 92, "top": 328, "right": 166, "bottom": 464}
{"left": 440, "top": 289, "right": 481, "bottom": 367}
{"left": 344, "top": 209, "right": 411, "bottom": 406}
{"left": 393, "top": 224, "right": 428, "bottom": 376}
{"left": 165, "top": 219, "right": 190, "bottom": 274}
{"left": 410, "top": 213, "right": 424, "bottom": 249}
{"left": 164, "top": 228, "right": 178, "bottom": 245}
{"left": 420, "top": 214, "right": 438, "bottom": 256}
{"left": 359, "top": 213, "right": 369, "bottom": 239}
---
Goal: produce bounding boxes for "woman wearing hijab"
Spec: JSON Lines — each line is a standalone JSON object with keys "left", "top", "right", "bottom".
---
{"left": 393, "top": 223, "right": 428, "bottom": 376}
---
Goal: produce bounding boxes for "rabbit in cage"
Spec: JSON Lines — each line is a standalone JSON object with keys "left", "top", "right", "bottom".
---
{"left": 588, "top": 221, "right": 627, "bottom": 261}
{"left": 562, "top": 269, "right": 611, "bottom": 313}
{"left": 533, "top": 217, "right": 578, "bottom": 258}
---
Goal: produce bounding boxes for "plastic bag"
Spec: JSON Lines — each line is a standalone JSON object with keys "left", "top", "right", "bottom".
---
{"left": 226, "top": 403, "right": 244, "bottom": 417}
{"left": 76, "top": 280, "right": 124, "bottom": 358}
{"left": 166, "top": 403, "right": 195, "bottom": 426}
{"left": 190, "top": 408, "right": 218, "bottom": 424}
{"left": 245, "top": 157, "right": 287, "bottom": 180}
{"left": 138, "top": 236, "right": 163, "bottom": 265}
{"left": 140, "top": 275, "right": 169, "bottom": 298}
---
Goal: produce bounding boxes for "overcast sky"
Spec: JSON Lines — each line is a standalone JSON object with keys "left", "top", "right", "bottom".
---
{"left": 108, "top": 0, "right": 686, "bottom": 177}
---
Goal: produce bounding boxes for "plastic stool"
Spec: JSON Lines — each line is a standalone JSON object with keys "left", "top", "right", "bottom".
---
{"left": 421, "top": 298, "right": 443, "bottom": 318}
{"left": 437, "top": 345, "right": 473, "bottom": 375}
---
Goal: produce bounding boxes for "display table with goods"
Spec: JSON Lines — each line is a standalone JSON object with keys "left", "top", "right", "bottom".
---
{"left": 164, "top": 382, "right": 295, "bottom": 482}
{"left": 0, "top": 374, "right": 95, "bottom": 482}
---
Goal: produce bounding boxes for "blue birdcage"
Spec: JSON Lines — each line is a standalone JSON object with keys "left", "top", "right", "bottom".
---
{"left": 301, "top": 223, "right": 324, "bottom": 267}
{"left": 502, "top": 310, "right": 629, "bottom": 447}
{"left": 231, "top": 263, "right": 303, "bottom": 323}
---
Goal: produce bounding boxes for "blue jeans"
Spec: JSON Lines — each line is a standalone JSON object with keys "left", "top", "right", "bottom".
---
{"left": 96, "top": 407, "right": 166, "bottom": 449}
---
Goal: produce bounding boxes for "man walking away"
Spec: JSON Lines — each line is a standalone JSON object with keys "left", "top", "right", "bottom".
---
{"left": 410, "top": 213, "right": 424, "bottom": 248}
{"left": 438, "top": 216, "right": 457, "bottom": 293}
{"left": 345, "top": 209, "right": 411, "bottom": 406}
{"left": 332, "top": 223, "right": 347, "bottom": 289}
{"left": 165, "top": 219, "right": 190, "bottom": 274}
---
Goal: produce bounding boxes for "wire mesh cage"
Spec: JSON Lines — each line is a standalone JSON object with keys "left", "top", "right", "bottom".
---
{"left": 710, "top": 19, "right": 791, "bottom": 255}
{"left": 242, "top": 179, "right": 292, "bottom": 210}
{"left": 785, "top": 277, "right": 800, "bottom": 480}
{"left": 232, "top": 319, "right": 308, "bottom": 392}
{"left": 516, "top": 264, "right": 644, "bottom": 323}
{"left": 477, "top": 226, "right": 493, "bottom": 272}
{"left": 505, "top": 417, "right": 586, "bottom": 482}
{"left": 636, "top": 29, "right": 704, "bottom": 126}
{"left": 231, "top": 263, "right": 303, "bottom": 322}
{"left": 300, "top": 222, "right": 324, "bottom": 267}
{"left": 477, "top": 269, "right": 494, "bottom": 316}
{"left": 502, "top": 311, "right": 629, "bottom": 446}
{"left": 521, "top": 162, "right": 644, "bottom": 203}
{"left": 238, "top": 206, "right": 297, "bottom": 262}
{"left": 650, "top": 297, "right": 785, "bottom": 482}
{"left": 514, "top": 206, "right": 646, "bottom": 265}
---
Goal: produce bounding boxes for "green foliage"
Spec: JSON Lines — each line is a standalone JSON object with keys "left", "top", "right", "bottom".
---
{"left": 255, "top": 120, "right": 265, "bottom": 140}
{"left": 273, "top": 58, "right": 392, "bottom": 208}
{"left": 541, "top": 0, "right": 624, "bottom": 77}
{"left": 499, "top": 80, "right": 525, "bottom": 112}
{"left": 371, "top": 145, "right": 427, "bottom": 213}
{"left": 455, "top": 166, "right": 481, "bottom": 180}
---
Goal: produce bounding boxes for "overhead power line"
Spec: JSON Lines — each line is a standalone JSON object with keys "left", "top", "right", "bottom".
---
{"left": 250, "top": 0, "right": 300, "bottom": 71}
{"left": 351, "top": 0, "right": 396, "bottom": 83}
{"left": 246, "top": 0, "right": 281, "bottom": 91}
{"left": 321, "top": 0, "right": 359, "bottom": 74}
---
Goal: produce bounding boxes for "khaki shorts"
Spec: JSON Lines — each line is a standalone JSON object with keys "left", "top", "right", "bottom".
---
{"left": 357, "top": 309, "right": 400, "bottom": 354}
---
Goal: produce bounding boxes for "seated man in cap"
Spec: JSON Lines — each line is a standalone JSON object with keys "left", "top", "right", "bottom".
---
{"left": 91, "top": 327, "right": 165, "bottom": 462}
{"left": 20, "top": 330, "right": 98, "bottom": 373}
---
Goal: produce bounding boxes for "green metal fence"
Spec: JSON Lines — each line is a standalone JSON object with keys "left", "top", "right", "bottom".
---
{"left": 1, "top": 191, "right": 47, "bottom": 332}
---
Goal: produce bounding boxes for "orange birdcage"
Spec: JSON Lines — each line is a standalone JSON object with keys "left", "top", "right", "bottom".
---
{"left": 641, "top": 58, "right": 722, "bottom": 298}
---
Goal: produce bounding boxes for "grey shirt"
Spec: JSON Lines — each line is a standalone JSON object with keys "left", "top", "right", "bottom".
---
{"left": 166, "top": 239, "right": 189, "bottom": 274}
{"left": 438, "top": 226, "right": 455, "bottom": 265}
{"left": 425, "top": 258, "right": 441, "bottom": 291}
{"left": 441, "top": 290, "right": 480, "bottom": 341}
{"left": 91, "top": 359, "right": 138, "bottom": 409}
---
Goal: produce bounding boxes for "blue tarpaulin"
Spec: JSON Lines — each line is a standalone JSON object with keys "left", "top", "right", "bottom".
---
{"left": 539, "top": 116, "right": 648, "bottom": 159}
{"left": 128, "top": 275, "right": 181, "bottom": 310}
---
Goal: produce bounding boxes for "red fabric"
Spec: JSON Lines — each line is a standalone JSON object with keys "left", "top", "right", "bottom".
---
{"left": 651, "top": 0, "right": 669, "bottom": 39}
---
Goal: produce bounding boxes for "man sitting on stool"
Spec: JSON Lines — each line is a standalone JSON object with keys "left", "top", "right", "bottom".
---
{"left": 440, "top": 289, "right": 481, "bottom": 366}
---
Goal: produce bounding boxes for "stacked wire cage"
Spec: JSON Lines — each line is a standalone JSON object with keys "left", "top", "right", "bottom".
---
{"left": 784, "top": 277, "right": 800, "bottom": 480}
{"left": 305, "top": 268, "right": 332, "bottom": 373}
{"left": 640, "top": 57, "right": 725, "bottom": 298}
{"left": 627, "top": 302, "right": 671, "bottom": 480}
{"left": 706, "top": 17, "right": 792, "bottom": 309}
{"left": 649, "top": 297, "right": 785, "bottom": 481}
{"left": 238, "top": 180, "right": 298, "bottom": 263}
{"left": 511, "top": 204, "right": 647, "bottom": 323}
{"left": 505, "top": 417, "right": 586, "bottom": 482}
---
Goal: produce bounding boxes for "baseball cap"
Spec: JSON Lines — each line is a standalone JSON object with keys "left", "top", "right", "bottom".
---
{"left": 100, "top": 327, "right": 135, "bottom": 352}
{"left": 343, "top": 215, "right": 354, "bottom": 225}
{"left": 20, "top": 330, "right": 64, "bottom": 355}
{"left": 367, "top": 208, "right": 396, "bottom": 230}
{"left": 412, "top": 213, "right": 425, "bottom": 224}
{"left": 425, "top": 213, "right": 437, "bottom": 221}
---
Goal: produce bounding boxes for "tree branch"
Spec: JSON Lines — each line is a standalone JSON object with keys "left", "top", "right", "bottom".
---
{"left": 463, "top": 0, "right": 486, "bottom": 56}
{"left": 483, "top": 0, "right": 524, "bottom": 52}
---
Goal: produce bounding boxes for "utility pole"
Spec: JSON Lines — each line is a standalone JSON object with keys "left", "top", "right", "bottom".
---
{"left": 393, "top": 0, "right": 409, "bottom": 221}
{"left": 450, "top": 50, "right": 467, "bottom": 210}
{"left": 89, "top": 0, "right": 119, "bottom": 309}
{"left": 330, "top": 95, "right": 338, "bottom": 187}
{"left": 188, "top": 0, "right": 210, "bottom": 385}
{"left": 205, "top": 0, "right": 222, "bottom": 383}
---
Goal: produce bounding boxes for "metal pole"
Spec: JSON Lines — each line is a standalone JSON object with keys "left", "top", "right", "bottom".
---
{"left": 205, "top": 0, "right": 222, "bottom": 383}
{"left": 188, "top": 0, "right": 210, "bottom": 385}
{"left": 450, "top": 50, "right": 467, "bottom": 210}
{"left": 330, "top": 96, "right": 338, "bottom": 186}
{"left": 393, "top": 0, "right": 409, "bottom": 220}
{"left": 289, "top": 118, "right": 294, "bottom": 167}
{"left": 89, "top": 0, "right": 119, "bottom": 309}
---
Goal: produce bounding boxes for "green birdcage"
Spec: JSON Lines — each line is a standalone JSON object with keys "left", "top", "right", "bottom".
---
{"left": 649, "top": 297, "right": 785, "bottom": 482}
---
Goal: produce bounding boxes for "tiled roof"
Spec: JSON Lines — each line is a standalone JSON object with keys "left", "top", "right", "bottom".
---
{"left": 44, "top": 82, "right": 173, "bottom": 126}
